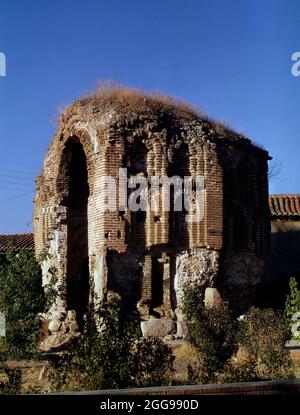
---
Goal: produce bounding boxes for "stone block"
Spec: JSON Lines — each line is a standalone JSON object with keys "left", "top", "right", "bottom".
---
{"left": 141, "top": 319, "right": 176, "bottom": 337}
{"left": 176, "top": 321, "right": 188, "bottom": 338}
{"left": 67, "top": 310, "right": 77, "bottom": 321}
{"left": 48, "top": 318, "right": 62, "bottom": 333}
{"left": 204, "top": 287, "right": 222, "bottom": 308}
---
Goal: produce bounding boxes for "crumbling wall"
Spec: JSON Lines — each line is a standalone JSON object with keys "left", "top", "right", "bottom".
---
{"left": 34, "top": 87, "right": 270, "bottom": 345}
{"left": 174, "top": 248, "right": 220, "bottom": 304}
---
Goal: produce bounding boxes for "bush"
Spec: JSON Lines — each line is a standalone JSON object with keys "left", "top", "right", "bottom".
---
{"left": 48, "top": 296, "right": 174, "bottom": 391}
{"left": 0, "top": 249, "right": 46, "bottom": 357}
{"left": 236, "top": 307, "right": 293, "bottom": 381}
{"left": 181, "top": 287, "right": 202, "bottom": 320}
{"left": 284, "top": 277, "right": 300, "bottom": 340}
{"left": 131, "top": 337, "right": 175, "bottom": 388}
{"left": 183, "top": 289, "right": 293, "bottom": 384}
{"left": 0, "top": 359, "right": 21, "bottom": 394}
{"left": 185, "top": 300, "right": 238, "bottom": 384}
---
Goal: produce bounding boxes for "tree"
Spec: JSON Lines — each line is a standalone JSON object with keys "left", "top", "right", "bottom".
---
{"left": 0, "top": 249, "right": 46, "bottom": 357}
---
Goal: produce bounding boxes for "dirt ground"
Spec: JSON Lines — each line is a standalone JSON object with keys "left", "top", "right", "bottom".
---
{"left": 1, "top": 342, "right": 299, "bottom": 393}
{"left": 290, "top": 348, "right": 300, "bottom": 378}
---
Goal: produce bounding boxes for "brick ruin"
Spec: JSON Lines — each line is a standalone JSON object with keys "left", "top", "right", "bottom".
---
{"left": 33, "top": 87, "right": 271, "bottom": 348}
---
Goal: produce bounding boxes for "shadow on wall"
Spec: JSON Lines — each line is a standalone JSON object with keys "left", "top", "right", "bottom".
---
{"left": 65, "top": 140, "right": 90, "bottom": 329}
{"left": 106, "top": 245, "right": 178, "bottom": 316}
{"left": 259, "top": 226, "right": 300, "bottom": 310}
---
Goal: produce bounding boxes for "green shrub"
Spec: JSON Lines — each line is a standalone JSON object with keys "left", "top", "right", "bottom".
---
{"left": 48, "top": 296, "right": 174, "bottom": 391}
{"left": 236, "top": 307, "right": 293, "bottom": 381}
{"left": 284, "top": 277, "right": 300, "bottom": 340}
{"left": 130, "top": 337, "right": 175, "bottom": 388}
{"left": 0, "top": 249, "right": 46, "bottom": 357}
{"left": 183, "top": 289, "right": 293, "bottom": 384}
{"left": 185, "top": 301, "right": 238, "bottom": 384}
{"left": 181, "top": 287, "right": 202, "bottom": 320}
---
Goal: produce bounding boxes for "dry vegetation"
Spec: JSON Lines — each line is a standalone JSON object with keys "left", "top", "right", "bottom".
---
{"left": 1, "top": 344, "right": 299, "bottom": 393}
{"left": 58, "top": 82, "right": 254, "bottom": 146}
{"left": 86, "top": 82, "right": 201, "bottom": 121}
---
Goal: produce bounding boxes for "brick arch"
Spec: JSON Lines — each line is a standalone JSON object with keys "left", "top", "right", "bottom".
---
{"left": 124, "top": 138, "right": 148, "bottom": 176}
{"left": 224, "top": 156, "right": 265, "bottom": 253}
{"left": 53, "top": 134, "right": 92, "bottom": 326}
{"left": 53, "top": 129, "right": 96, "bottom": 201}
{"left": 229, "top": 205, "right": 250, "bottom": 251}
{"left": 236, "top": 157, "right": 257, "bottom": 204}
{"left": 124, "top": 137, "right": 148, "bottom": 248}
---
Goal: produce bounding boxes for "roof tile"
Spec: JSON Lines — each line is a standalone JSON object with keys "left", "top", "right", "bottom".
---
{"left": 269, "top": 194, "right": 300, "bottom": 218}
{"left": 0, "top": 233, "right": 34, "bottom": 253}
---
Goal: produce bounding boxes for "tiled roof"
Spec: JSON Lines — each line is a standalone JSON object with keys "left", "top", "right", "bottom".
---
{"left": 0, "top": 233, "right": 34, "bottom": 253}
{"left": 269, "top": 194, "right": 300, "bottom": 218}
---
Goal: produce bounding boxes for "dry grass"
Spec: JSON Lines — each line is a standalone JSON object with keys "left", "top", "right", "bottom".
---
{"left": 1, "top": 360, "right": 47, "bottom": 393}
{"left": 0, "top": 347, "right": 299, "bottom": 393}
{"left": 290, "top": 349, "right": 300, "bottom": 378}
{"left": 81, "top": 81, "right": 202, "bottom": 122}
{"left": 171, "top": 341, "right": 300, "bottom": 384}
{"left": 59, "top": 81, "right": 256, "bottom": 146}
{"left": 171, "top": 341, "right": 199, "bottom": 383}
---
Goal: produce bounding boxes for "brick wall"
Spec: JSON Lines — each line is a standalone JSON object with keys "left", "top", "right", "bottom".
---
{"left": 34, "top": 90, "right": 270, "bottom": 344}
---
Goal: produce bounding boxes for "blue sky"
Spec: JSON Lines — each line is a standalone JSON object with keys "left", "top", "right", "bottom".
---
{"left": 0, "top": 0, "right": 299, "bottom": 233}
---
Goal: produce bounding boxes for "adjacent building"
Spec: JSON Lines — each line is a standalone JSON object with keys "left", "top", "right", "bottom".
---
{"left": 262, "top": 194, "right": 300, "bottom": 308}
